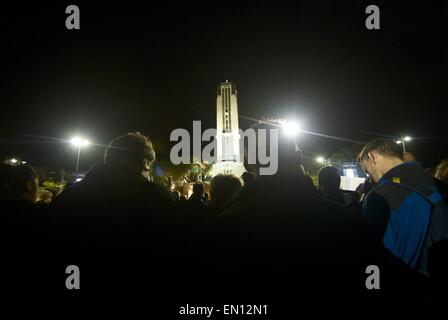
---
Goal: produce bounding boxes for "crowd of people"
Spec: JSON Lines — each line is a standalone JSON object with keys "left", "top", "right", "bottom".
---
{"left": 1, "top": 131, "right": 448, "bottom": 297}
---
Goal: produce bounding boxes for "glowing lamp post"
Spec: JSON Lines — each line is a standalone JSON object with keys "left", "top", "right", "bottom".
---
{"left": 279, "top": 119, "right": 303, "bottom": 162}
{"left": 7, "top": 158, "right": 27, "bottom": 165}
{"left": 70, "top": 137, "right": 90, "bottom": 178}
{"left": 281, "top": 120, "right": 301, "bottom": 137}
{"left": 396, "top": 135, "right": 412, "bottom": 153}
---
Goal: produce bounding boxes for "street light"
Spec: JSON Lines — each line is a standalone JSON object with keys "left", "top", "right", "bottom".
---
{"left": 396, "top": 135, "right": 412, "bottom": 153}
{"left": 316, "top": 156, "right": 325, "bottom": 165}
{"left": 281, "top": 120, "right": 301, "bottom": 137}
{"left": 70, "top": 136, "right": 90, "bottom": 178}
{"left": 8, "top": 158, "right": 28, "bottom": 165}
{"left": 71, "top": 137, "right": 90, "bottom": 148}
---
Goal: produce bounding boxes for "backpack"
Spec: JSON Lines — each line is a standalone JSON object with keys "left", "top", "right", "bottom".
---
{"left": 375, "top": 180, "right": 448, "bottom": 274}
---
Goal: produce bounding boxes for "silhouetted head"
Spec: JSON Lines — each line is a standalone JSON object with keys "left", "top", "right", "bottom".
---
{"left": 241, "top": 171, "right": 255, "bottom": 187}
{"left": 10, "top": 165, "right": 39, "bottom": 203}
{"left": 192, "top": 181, "right": 205, "bottom": 195}
{"left": 318, "top": 166, "right": 341, "bottom": 192}
{"left": 210, "top": 174, "right": 243, "bottom": 212}
{"left": 0, "top": 163, "right": 14, "bottom": 194}
{"left": 358, "top": 139, "right": 404, "bottom": 183}
{"left": 104, "top": 132, "right": 155, "bottom": 178}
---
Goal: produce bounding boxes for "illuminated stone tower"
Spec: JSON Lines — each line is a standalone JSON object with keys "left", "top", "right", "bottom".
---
{"left": 211, "top": 81, "right": 245, "bottom": 176}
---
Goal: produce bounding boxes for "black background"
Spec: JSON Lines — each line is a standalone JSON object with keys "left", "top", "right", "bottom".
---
{"left": 1, "top": 0, "right": 447, "bottom": 170}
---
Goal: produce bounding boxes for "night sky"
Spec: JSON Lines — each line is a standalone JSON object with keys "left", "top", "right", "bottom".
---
{"left": 1, "top": 0, "right": 447, "bottom": 170}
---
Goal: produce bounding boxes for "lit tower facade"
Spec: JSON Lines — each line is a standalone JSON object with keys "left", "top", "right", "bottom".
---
{"left": 211, "top": 81, "right": 245, "bottom": 176}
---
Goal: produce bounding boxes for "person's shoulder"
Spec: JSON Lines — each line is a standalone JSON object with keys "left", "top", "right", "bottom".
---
{"left": 50, "top": 182, "right": 95, "bottom": 218}
{"left": 254, "top": 174, "right": 315, "bottom": 189}
{"left": 291, "top": 174, "right": 317, "bottom": 192}
{"left": 364, "top": 189, "right": 386, "bottom": 205}
{"left": 51, "top": 182, "right": 82, "bottom": 205}
{"left": 363, "top": 189, "right": 390, "bottom": 218}
{"left": 142, "top": 181, "right": 175, "bottom": 202}
{"left": 3, "top": 198, "right": 38, "bottom": 211}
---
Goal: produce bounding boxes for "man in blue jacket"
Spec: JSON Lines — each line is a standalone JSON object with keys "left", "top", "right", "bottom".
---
{"left": 358, "top": 139, "right": 442, "bottom": 272}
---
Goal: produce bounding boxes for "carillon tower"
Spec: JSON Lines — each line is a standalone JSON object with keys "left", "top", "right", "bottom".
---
{"left": 211, "top": 81, "right": 245, "bottom": 176}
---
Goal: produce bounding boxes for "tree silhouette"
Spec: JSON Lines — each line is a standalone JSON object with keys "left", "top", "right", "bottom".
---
{"left": 330, "top": 144, "right": 363, "bottom": 166}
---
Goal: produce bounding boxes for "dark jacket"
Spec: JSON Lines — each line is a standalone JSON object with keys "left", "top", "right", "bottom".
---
{"left": 363, "top": 161, "right": 442, "bottom": 270}
{"left": 320, "top": 189, "right": 346, "bottom": 206}
{"left": 52, "top": 162, "right": 174, "bottom": 230}
{"left": 50, "top": 162, "right": 176, "bottom": 291}
{"left": 212, "top": 174, "right": 418, "bottom": 296}
{"left": 0, "top": 195, "right": 50, "bottom": 295}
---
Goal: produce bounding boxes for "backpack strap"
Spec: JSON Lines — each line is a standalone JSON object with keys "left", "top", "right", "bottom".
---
{"left": 368, "top": 181, "right": 437, "bottom": 206}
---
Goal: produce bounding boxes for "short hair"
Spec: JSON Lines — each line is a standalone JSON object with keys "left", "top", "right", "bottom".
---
{"left": 435, "top": 159, "right": 448, "bottom": 183}
{"left": 318, "top": 166, "right": 341, "bottom": 191}
{"left": 104, "top": 132, "right": 155, "bottom": 169}
{"left": 192, "top": 181, "right": 204, "bottom": 194}
{"left": 210, "top": 174, "right": 243, "bottom": 208}
{"left": 357, "top": 139, "right": 404, "bottom": 162}
{"left": 10, "top": 165, "right": 38, "bottom": 194}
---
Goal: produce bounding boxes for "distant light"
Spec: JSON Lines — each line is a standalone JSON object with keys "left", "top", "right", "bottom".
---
{"left": 282, "top": 120, "right": 301, "bottom": 137}
{"left": 70, "top": 137, "right": 80, "bottom": 145}
{"left": 10, "top": 158, "right": 18, "bottom": 164}
{"left": 403, "top": 136, "right": 412, "bottom": 142}
{"left": 396, "top": 140, "right": 403, "bottom": 144}
{"left": 21, "top": 161, "right": 27, "bottom": 164}
{"left": 75, "top": 178, "right": 82, "bottom": 182}
{"left": 316, "top": 156, "right": 325, "bottom": 164}
{"left": 343, "top": 168, "right": 356, "bottom": 178}
{"left": 71, "top": 136, "right": 90, "bottom": 147}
